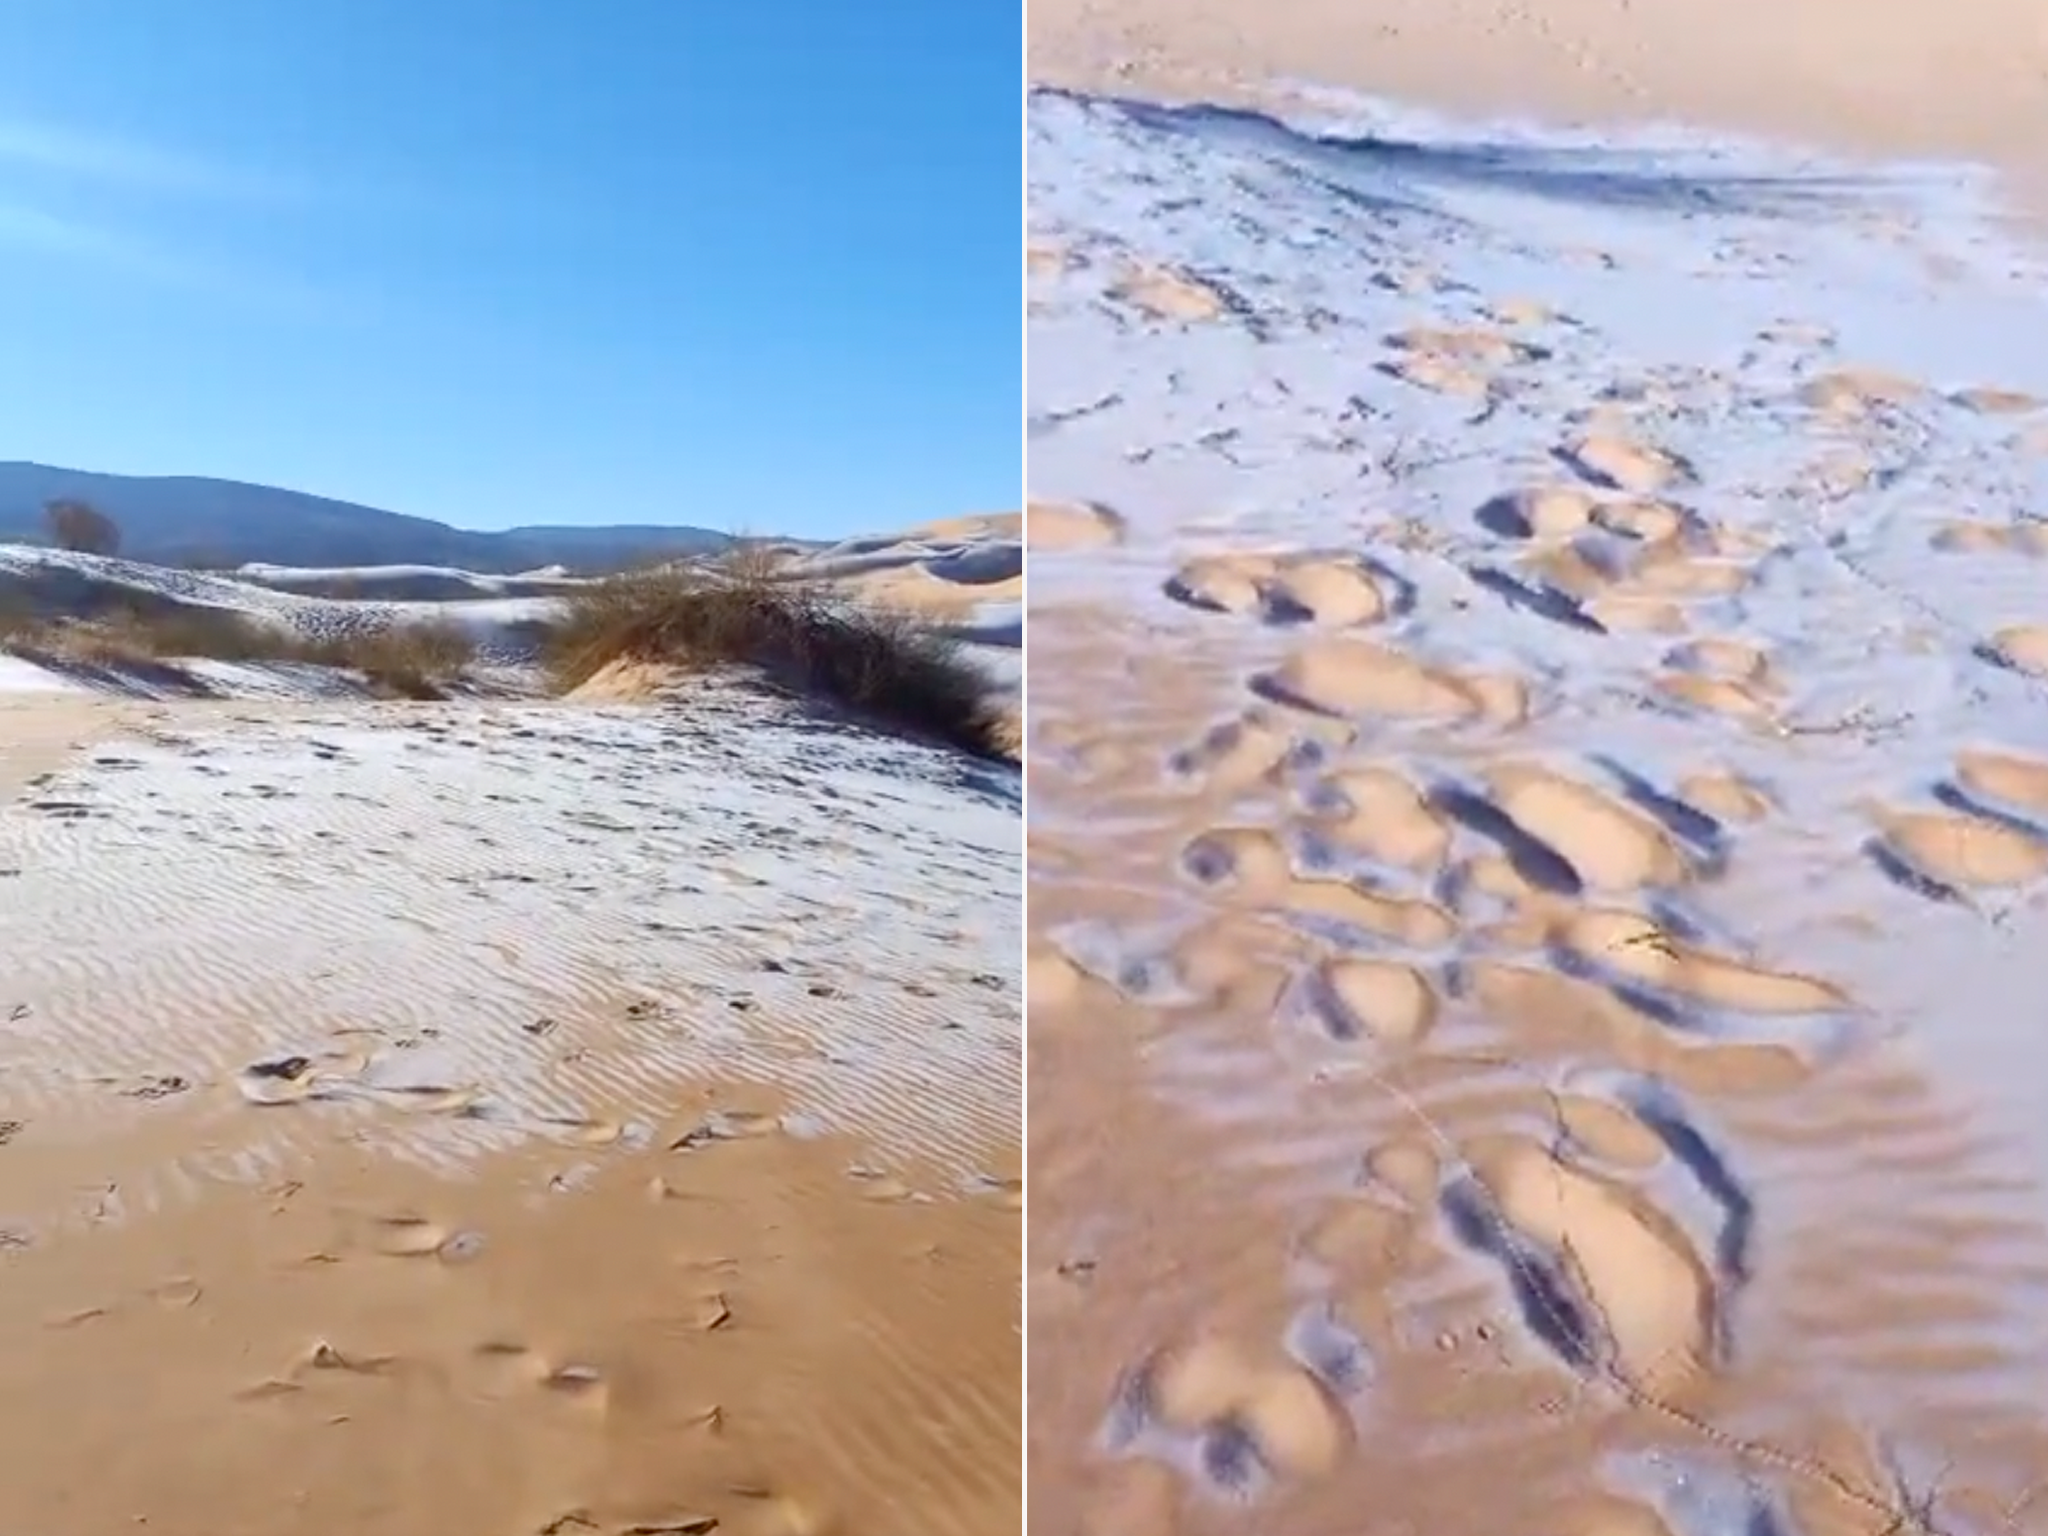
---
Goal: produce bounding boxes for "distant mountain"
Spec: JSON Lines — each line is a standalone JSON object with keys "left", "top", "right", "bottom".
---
{"left": 0, "top": 462, "right": 734, "bottom": 572}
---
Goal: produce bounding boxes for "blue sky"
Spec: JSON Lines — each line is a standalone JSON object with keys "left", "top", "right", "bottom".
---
{"left": 0, "top": 1, "right": 1020, "bottom": 537}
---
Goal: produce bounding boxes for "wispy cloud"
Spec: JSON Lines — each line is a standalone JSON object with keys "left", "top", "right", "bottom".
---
{"left": 0, "top": 119, "right": 300, "bottom": 203}
{"left": 0, "top": 199, "right": 357, "bottom": 322}
{"left": 0, "top": 117, "right": 361, "bottom": 319}
{"left": 0, "top": 200, "right": 179, "bottom": 273}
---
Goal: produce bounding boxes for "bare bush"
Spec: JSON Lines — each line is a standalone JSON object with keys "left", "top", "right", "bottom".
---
{"left": 43, "top": 499, "right": 122, "bottom": 558}
{"left": 305, "top": 620, "right": 479, "bottom": 699}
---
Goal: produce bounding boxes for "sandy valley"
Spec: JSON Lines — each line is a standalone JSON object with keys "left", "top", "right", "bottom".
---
{"left": 0, "top": 524, "right": 1021, "bottom": 1534}
{"left": 1027, "top": 7, "right": 2048, "bottom": 1533}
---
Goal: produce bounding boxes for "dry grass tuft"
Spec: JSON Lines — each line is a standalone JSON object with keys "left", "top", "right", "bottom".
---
{"left": 543, "top": 547, "right": 1008, "bottom": 758}
{"left": 305, "top": 621, "right": 480, "bottom": 699}
{"left": 0, "top": 597, "right": 478, "bottom": 700}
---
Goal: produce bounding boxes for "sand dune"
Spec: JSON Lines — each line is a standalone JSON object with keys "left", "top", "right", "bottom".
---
{"left": 787, "top": 525, "right": 1025, "bottom": 653}
{"left": 233, "top": 558, "right": 585, "bottom": 603}
{"left": 1029, "top": 0, "right": 2048, "bottom": 206}
{"left": 0, "top": 543, "right": 565, "bottom": 670}
{"left": 774, "top": 523, "right": 1023, "bottom": 705}
{"left": 0, "top": 524, "right": 1021, "bottom": 1530}
{"left": 1028, "top": 80, "right": 2048, "bottom": 1536}
{"left": 0, "top": 518, "right": 1023, "bottom": 711}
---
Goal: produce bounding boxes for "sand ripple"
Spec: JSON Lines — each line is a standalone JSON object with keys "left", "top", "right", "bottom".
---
{"left": 0, "top": 688, "right": 1019, "bottom": 1222}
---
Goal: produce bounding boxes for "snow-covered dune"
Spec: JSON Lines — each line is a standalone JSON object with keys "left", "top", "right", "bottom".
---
{"left": 0, "top": 509, "right": 1024, "bottom": 700}
{"left": 0, "top": 676, "right": 1018, "bottom": 1191}
{"left": 1027, "top": 83, "right": 2048, "bottom": 1532}
{"left": 232, "top": 560, "right": 585, "bottom": 603}
{"left": 0, "top": 543, "right": 560, "bottom": 650}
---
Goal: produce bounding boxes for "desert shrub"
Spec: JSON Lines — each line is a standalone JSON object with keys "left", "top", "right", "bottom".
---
{"left": 310, "top": 620, "right": 478, "bottom": 698}
{"left": 542, "top": 551, "right": 1005, "bottom": 757}
{"left": 0, "top": 588, "right": 40, "bottom": 642}
{"left": 2, "top": 601, "right": 476, "bottom": 699}
{"left": 122, "top": 603, "right": 278, "bottom": 659}
{"left": 43, "top": 499, "right": 122, "bottom": 557}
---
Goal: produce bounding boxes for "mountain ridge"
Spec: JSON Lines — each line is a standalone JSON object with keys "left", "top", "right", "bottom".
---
{"left": 0, "top": 461, "right": 735, "bottom": 573}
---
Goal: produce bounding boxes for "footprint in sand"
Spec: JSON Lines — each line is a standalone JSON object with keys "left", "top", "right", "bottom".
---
{"left": 1380, "top": 350, "right": 1493, "bottom": 399}
{"left": 1389, "top": 325, "right": 1545, "bottom": 368}
{"left": 1487, "top": 298, "right": 1555, "bottom": 328}
{"left": 1110, "top": 262, "right": 1228, "bottom": 323}
{"left": 1556, "top": 909, "right": 1850, "bottom": 1017}
{"left": 1108, "top": 1331, "right": 1355, "bottom": 1496}
{"left": 1182, "top": 826, "right": 1458, "bottom": 948}
{"left": 1027, "top": 499, "right": 1126, "bottom": 551}
{"left": 1590, "top": 498, "right": 1691, "bottom": 545}
{"left": 1626, "top": 543, "right": 1751, "bottom": 600}
{"left": 1478, "top": 764, "right": 1693, "bottom": 894}
{"left": 1301, "top": 1193, "right": 1424, "bottom": 1284}
{"left": 1559, "top": 431, "right": 1694, "bottom": 495}
{"left": 1027, "top": 239, "right": 1072, "bottom": 278}
{"left": 848, "top": 1166, "right": 918, "bottom": 1204}
{"left": 1797, "top": 367, "right": 1926, "bottom": 417}
{"left": 1473, "top": 484, "right": 1603, "bottom": 541}
{"left": 1666, "top": 637, "right": 1775, "bottom": 689}
{"left": 1650, "top": 638, "right": 1783, "bottom": 725}
{"left": 1759, "top": 318, "right": 1837, "bottom": 348}
{"left": 1165, "top": 552, "right": 1391, "bottom": 628}
{"left": 1553, "top": 1092, "right": 1668, "bottom": 1171}
{"left": 1360, "top": 1139, "right": 1440, "bottom": 1207}
{"left": 1380, "top": 324, "right": 1546, "bottom": 398}
{"left": 300, "top": 1339, "right": 399, "bottom": 1377}
{"left": 1980, "top": 624, "right": 2048, "bottom": 679}
{"left": 1931, "top": 518, "right": 2048, "bottom": 556}
{"left": 1292, "top": 958, "right": 1439, "bottom": 1045}
{"left": 148, "top": 1276, "right": 204, "bottom": 1309}
{"left": 1026, "top": 942, "right": 1092, "bottom": 1015}
{"left": 1652, "top": 670, "right": 1779, "bottom": 728}
{"left": 1583, "top": 592, "right": 1689, "bottom": 636}
{"left": 1867, "top": 803, "right": 2048, "bottom": 891}
{"left": 1451, "top": 1132, "right": 1718, "bottom": 1399}
{"left": 1954, "top": 747, "right": 2048, "bottom": 818}
{"left": 1166, "top": 710, "right": 1304, "bottom": 793}
{"left": 1253, "top": 637, "right": 1524, "bottom": 727}
{"left": 1676, "top": 769, "right": 1772, "bottom": 824}
{"left": 1298, "top": 764, "right": 1453, "bottom": 872}
{"left": 1951, "top": 385, "right": 2041, "bottom": 416}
